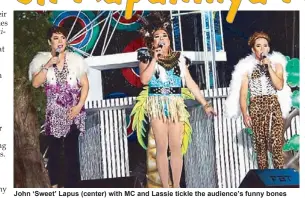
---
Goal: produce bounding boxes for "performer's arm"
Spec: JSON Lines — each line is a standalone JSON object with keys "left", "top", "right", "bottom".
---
{"left": 32, "top": 56, "right": 58, "bottom": 88}
{"left": 68, "top": 73, "right": 89, "bottom": 120}
{"left": 139, "top": 58, "right": 157, "bottom": 85}
{"left": 262, "top": 57, "right": 284, "bottom": 90}
{"left": 240, "top": 73, "right": 249, "bottom": 116}
{"left": 139, "top": 47, "right": 162, "bottom": 85}
{"left": 78, "top": 74, "right": 89, "bottom": 107}
{"left": 267, "top": 63, "right": 284, "bottom": 90}
{"left": 185, "top": 67, "right": 208, "bottom": 106}
{"left": 240, "top": 73, "right": 252, "bottom": 128}
{"left": 32, "top": 70, "right": 47, "bottom": 88}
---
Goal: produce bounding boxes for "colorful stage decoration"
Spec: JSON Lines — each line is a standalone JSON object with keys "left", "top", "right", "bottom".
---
{"left": 121, "top": 37, "right": 145, "bottom": 88}
{"left": 284, "top": 56, "right": 300, "bottom": 156}
{"left": 99, "top": 11, "right": 149, "bottom": 31}
{"left": 286, "top": 57, "right": 300, "bottom": 108}
{"left": 171, "top": 11, "right": 182, "bottom": 51}
{"left": 126, "top": 115, "right": 137, "bottom": 141}
{"left": 172, "top": 11, "right": 223, "bottom": 52}
{"left": 211, "top": 11, "right": 224, "bottom": 52}
{"left": 49, "top": 11, "right": 100, "bottom": 52}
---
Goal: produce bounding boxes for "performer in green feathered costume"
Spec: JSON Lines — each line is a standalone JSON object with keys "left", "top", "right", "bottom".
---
{"left": 131, "top": 12, "right": 217, "bottom": 188}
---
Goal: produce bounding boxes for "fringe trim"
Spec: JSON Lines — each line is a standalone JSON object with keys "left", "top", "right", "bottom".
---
{"left": 146, "top": 95, "right": 187, "bottom": 123}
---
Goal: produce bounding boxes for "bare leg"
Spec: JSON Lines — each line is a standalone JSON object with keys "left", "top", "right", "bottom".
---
{"left": 151, "top": 119, "right": 169, "bottom": 187}
{"left": 168, "top": 121, "right": 183, "bottom": 188}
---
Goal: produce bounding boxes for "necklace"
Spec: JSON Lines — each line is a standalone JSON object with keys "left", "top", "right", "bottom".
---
{"left": 157, "top": 52, "right": 180, "bottom": 70}
{"left": 55, "top": 55, "right": 68, "bottom": 84}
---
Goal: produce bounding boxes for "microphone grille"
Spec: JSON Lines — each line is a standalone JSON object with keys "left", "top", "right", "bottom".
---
{"left": 260, "top": 52, "right": 267, "bottom": 59}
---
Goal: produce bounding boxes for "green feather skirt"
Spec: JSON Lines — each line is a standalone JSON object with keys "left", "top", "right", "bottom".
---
{"left": 130, "top": 86, "right": 195, "bottom": 154}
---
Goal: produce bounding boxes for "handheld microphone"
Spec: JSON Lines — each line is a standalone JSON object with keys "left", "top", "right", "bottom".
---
{"left": 53, "top": 47, "right": 61, "bottom": 67}
{"left": 157, "top": 41, "right": 165, "bottom": 57}
{"left": 260, "top": 52, "right": 268, "bottom": 68}
{"left": 158, "top": 41, "right": 165, "bottom": 48}
{"left": 260, "top": 52, "right": 267, "bottom": 60}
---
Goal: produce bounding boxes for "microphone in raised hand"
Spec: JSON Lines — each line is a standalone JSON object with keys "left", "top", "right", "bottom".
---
{"left": 158, "top": 41, "right": 165, "bottom": 49}
{"left": 260, "top": 52, "right": 271, "bottom": 75}
{"left": 260, "top": 52, "right": 269, "bottom": 67}
{"left": 53, "top": 47, "right": 61, "bottom": 67}
{"left": 260, "top": 52, "right": 267, "bottom": 59}
{"left": 156, "top": 41, "right": 165, "bottom": 58}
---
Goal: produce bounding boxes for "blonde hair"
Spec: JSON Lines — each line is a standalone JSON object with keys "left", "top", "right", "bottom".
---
{"left": 248, "top": 31, "right": 270, "bottom": 47}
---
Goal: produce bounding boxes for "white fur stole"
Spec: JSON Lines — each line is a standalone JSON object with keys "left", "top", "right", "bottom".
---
{"left": 28, "top": 51, "right": 88, "bottom": 86}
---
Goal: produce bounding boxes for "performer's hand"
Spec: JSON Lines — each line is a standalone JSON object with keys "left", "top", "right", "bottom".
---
{"left": 204, "top": 106, "right": 217, "bottom": 117}
{"left": 243, "top": 114, "right": 252, "bottom": 128}
{"left": 68, "top": 104, "right": 82, "bottom": 120}
{"left": 261, "top": 57, "right": 271, "bottom": 67}
{"left": 153, "top": 47, "right": 162, "bottom": 60}
{"left": 46, "top": 56, "right": 59, "bottom": 68}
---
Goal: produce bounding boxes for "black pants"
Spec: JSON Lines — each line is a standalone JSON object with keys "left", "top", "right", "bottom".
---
{"left": 47, "top": 124, "right": 81, "bottom": 187}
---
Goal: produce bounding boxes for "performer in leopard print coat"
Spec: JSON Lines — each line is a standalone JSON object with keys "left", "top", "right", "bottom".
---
{"left": 29, "top": 26, "right": 89, "bottom": 187}
{"left": 224, "top": 32, "right": 292, "bottom": 169}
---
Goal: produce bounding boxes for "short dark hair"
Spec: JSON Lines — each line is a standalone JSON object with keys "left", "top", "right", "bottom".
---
{"left": 47, "top": 26, "right": 68, "bottom": 40}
